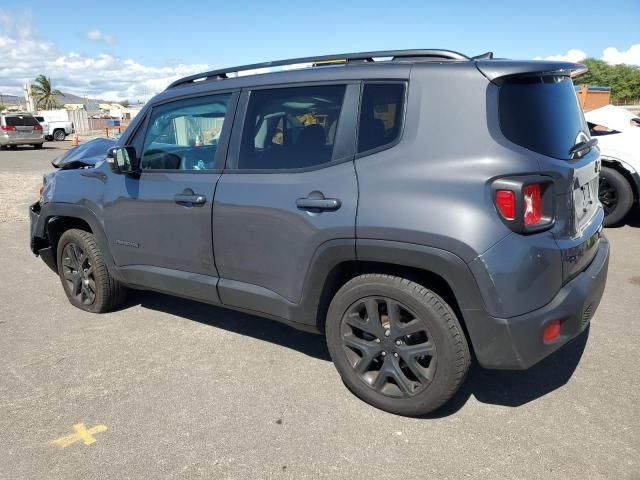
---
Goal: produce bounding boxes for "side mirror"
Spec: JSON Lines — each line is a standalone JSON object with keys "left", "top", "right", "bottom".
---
{"left": 107, "top": 146, "right": 139, "bottom": 174}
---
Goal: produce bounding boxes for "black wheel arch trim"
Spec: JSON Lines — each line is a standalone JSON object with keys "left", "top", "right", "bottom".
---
{"left": 294, "top": 238, "right": 488, "bottom": 332}
{"left": 32, "top": 202, "right": 123, "bottom": 281}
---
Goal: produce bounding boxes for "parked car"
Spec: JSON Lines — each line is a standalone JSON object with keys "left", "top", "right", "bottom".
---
{"left": 34, "top": 115, "right": 74, "bottom": 141}
{"left": 29, "top": 49, "right": 609, "bottom": 416}
{"left": 0, "top": 113, "right": 44, "bottom": 149}
{"left": 585, "top": 105, "right": 640, "bottom": 226}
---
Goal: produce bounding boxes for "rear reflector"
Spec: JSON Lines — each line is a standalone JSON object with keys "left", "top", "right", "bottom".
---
{"left": 495, "top": 190, "right": 515, "bottom": 220}
{"left": 543, "top": 320, "right": 561, "bottom": 342}
{"left": 523, "top": 183, "right": 542, "bottom": 225}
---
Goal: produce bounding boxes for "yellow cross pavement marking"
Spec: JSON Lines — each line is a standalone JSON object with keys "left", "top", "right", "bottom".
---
{"left": 50, "top": 423, "right": 108, "bottom": 448}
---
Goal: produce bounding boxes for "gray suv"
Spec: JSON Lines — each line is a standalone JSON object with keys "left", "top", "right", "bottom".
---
{"left": 30, "top": 50, "right": 609, "bottom": 415}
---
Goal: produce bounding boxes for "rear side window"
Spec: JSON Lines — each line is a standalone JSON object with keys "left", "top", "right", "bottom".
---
{"left": 238, "top": 85, "right": 346, "bottom": 170}
{"left": 499, "top": 76, "right": 588, "bottom": 160}
{"left": 5, "top": 115, "right": 39, "bottom": 127}
{"left": 357, "top": 83, "right": 405, "bottom": 154}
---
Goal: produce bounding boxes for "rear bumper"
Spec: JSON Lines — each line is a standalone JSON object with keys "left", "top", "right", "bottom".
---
{"left": 468, "top": 234, "right": 609, "bottom": 370}
{"left": 0, "top": 135, "right": 44, "bottom": 146}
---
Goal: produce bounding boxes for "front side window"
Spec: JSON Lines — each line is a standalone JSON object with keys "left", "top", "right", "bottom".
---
{"left": 357, "top": 83, "right": 405, "bottom": 153}
{"left": 140, "top": 94, "right": 231, "bottom": 170}
{"left": 238, "top": 85, "right": 346, "bottom": 170}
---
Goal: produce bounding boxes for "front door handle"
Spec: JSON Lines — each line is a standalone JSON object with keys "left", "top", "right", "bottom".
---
{"left": 296, "top": 196, "right": 341, "bottom": 211}
{"left": 174, "top": 193, "right": 206, "bottom": 206}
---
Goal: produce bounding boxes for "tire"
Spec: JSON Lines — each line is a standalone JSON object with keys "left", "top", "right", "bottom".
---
{"left": 53, "top": 129, "right": 66, "bottom": 141}
{"left": 325, "top": 274, "right": 470, "bottom": 416}
{"left": 600, "top": 166, "right": 633, "bottom": 227}
{"left": 45, "top": 135, "right": 53, "bottom": 141}
{"left": 56, "top": 229, "right": 126, "bottom": 313}
{"left": 0, "top": 145, "right": 6, "bottom": 151}
{"left": 33, "top": 143, "right": 43, "bottom": 149}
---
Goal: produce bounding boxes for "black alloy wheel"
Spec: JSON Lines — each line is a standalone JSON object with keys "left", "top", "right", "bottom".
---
{"left": 61, "top": 242, "right": 96, "bottom": 306}
{"left": 340, "top": 296, "right": 436, "bottom": 398}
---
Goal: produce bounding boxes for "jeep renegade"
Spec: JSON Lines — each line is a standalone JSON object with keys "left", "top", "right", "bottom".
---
{"left": 30, "top": 50, "right": 609, "bottom": 415}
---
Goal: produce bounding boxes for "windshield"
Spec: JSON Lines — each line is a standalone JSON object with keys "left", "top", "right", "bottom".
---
{"left": 499, "top": 76, "right": 589, "bottom": 160}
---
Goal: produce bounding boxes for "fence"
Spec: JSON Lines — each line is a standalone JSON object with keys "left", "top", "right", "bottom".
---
{"left": 67, "top": 109, "right": 90, "bottom": 133}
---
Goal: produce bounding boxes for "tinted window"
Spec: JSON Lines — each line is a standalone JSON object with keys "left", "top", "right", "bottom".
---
{"left": 238, "top": 85, "right": 346, "bottom": 170}
{"left": 5, "top": 115, "right": 39, "bottom": 127}
{"left": 499, "top": 76, "right": 588, "bottom": 160}
{"left": 358, "top": 83, "right": 405, "bottom": 153}
{"left": 141, "top": 94, "right": 230, "bottom": 170}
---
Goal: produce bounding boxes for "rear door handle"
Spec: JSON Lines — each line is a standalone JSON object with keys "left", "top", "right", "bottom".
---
{"left": 174, "top": 193, "right": 206, "bottom": 206}
{"left": 296, "top": 197, "right": 341, "bottom": 211}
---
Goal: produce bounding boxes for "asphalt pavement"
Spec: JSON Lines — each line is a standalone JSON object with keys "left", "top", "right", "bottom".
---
{"left": 0, "top": 143, "right": 638, "bottom": 479}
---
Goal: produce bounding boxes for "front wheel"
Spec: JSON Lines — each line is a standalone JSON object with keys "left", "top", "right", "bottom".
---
{"left": 600, "top": 167, "right": 633, "bottom": 227}
{"left": 56, "top": 229, "right": 126, "bottom": 313}
{"left": 325, "top": 274, "right": 470, "bottom": 416}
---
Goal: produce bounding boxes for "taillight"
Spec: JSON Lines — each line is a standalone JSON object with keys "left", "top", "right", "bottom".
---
{"left": 492, "top": 176, "right": 554, "bottom": 233}
{"left": 34, "top": 124, "right": 43, "bottom": 131}
{"left": 1, "top": 125, "right": 16, "bottom": 131}
{"left": 495, "top": 190, "right": 515, "bottom": 220}
{"left": 523, "top": 184, "right": 542, "bottom": 225}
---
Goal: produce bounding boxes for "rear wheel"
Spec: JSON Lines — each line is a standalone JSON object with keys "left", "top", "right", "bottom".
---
{"left": 33, "top": 143, "right": 43, "bottom": 149}
{"left": 53, "top": 129, "right": 66, "bottom": 141}
{"left": 56, "top": 229, "right": 126, "bottom": 313}
{"left": 600, "top": 167, "right": 633, "bottom": 227}
{"left": 325, "top": 274, "right": 470, "bottom": 416}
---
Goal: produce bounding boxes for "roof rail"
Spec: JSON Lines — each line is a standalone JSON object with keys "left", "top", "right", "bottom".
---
{"left": 166, "top": 49, "right": 470, "bottom": 89}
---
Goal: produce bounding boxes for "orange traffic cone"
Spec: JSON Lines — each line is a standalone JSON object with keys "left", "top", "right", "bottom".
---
{"left": 71, "top": 133, "right": 80, "bottom": 147}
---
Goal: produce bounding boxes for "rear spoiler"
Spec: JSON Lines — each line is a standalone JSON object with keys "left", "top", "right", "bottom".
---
{"left": 475, "top": 60, "right": 587, "bottom": 83}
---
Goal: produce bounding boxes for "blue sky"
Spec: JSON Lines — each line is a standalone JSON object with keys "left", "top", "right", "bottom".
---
{"left": 1, "top": 0, "right": 639, "bottom": 101}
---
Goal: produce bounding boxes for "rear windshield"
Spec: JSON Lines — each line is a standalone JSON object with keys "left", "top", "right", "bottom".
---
{"left": 4, "top": 115, "right": 39, "bottom": 127}
{"left": 499, "top": 76, "right": 588, "bottom": 160}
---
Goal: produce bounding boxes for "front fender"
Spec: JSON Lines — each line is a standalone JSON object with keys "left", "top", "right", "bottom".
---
{"left": 30, "top": 201, "right": 122, "bottom": 281}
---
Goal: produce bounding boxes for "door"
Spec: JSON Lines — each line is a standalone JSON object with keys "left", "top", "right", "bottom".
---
{"left": 103, "top": 92, "right": 238, "bottom": 297}
{"left": 212, "top": 84, "right": 360, "bottom": 308}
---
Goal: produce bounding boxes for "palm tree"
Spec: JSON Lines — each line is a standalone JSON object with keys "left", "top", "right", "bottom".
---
{"left": 31, "top": 75, "right": 63, "bottom": 110}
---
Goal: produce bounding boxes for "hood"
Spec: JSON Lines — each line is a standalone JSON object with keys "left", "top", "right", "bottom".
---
{"left": 585, "top": 105, "right": 640, "bottom": 133}
{"left": 52, "top": 138, "right": 115, "bottom": 169}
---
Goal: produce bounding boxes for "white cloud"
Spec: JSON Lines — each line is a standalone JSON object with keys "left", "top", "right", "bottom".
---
{"left": 535, "top": 44, "right": 640, "bottom": 66}
{"left": 0, "top": 10, "right": 210, "bottom": 101}
{"left": 601, "top": 44, "right": 640, "bottom": 66}
{"left": 535, "top": 49, "right": 587, "bottom": 63}
{"left": 86, "top": 29, "right": 116, "bottom": 45}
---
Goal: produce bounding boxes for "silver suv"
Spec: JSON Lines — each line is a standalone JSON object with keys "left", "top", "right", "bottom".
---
{"left": 0, "top": 113, "right": 44, "bottom": 149}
